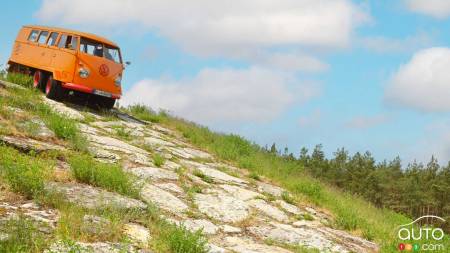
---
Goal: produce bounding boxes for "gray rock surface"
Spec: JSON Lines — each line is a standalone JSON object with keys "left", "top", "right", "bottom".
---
{"left": 194, "top": 166, "right": 247, "bottom": 185}
{"left": 180, "top": 219, "right": 219, "bottom": 235}
{"left": 140, "top": 184, "right": 188, "bottom": 214}
{"left": 248, "top": 222, "right": 353, "bottom": 252}
{"left": 219, "top": 184, "right": 261, "bottom": 201}
{"left": 221, "top": 236, "right": 293, "bottom": 253}
{"left": 194, "top": 193, "right": 249, "bottom": 223}
{"left": 248, "top": 199, "right": 289, "bottom": 222}
{"left": 0, "top": 135, "right": 65, "bottom": 153}
{"left": 43, "top": 98, "right": 85, "bottom": 120}
{"left": 126, "top": 166, "right": 179, "bottom": 181}
{"left": 46, "top": 182, "right": 146, "bottom": 210}
{"left": 123, "top": 223, "right": 151, "bottom": 246}
{"left": 45, "top": 241, "right": 142, "bottom": 253}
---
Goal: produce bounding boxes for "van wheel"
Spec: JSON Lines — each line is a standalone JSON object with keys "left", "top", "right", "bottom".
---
{"left": 96, "top": 96, "right": 116, "bottom": 110}
{"left": 33, "top": 71, "right": 47, "bottom": 92}
{"left": 45, "top": 75, "right": 62, "bottom": 100}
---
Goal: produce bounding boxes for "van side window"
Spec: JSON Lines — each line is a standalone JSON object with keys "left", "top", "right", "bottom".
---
{"left": 58, "top": 35, "right": 78, "bottom": 50}
{"left": 37, "top": 31, "right": 49, "bottom": 44}
{"left": 58, "top": 34, "right": 68, "bottom": 48}
{"left": 70, "top": 36, "right": 79, "bottom": 50}
{"left": 28, "top": 30, "right": 40, "bottom": 42}
{"left": 80, "top": 37, "right": 104, "bottom": 57}
{"left": 47, "top": 32, "right": 59, "bottom": 46}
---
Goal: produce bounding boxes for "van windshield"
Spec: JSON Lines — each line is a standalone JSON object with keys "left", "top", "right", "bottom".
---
{"left": 80, "top": 37, "right": 122, "bottom": 64}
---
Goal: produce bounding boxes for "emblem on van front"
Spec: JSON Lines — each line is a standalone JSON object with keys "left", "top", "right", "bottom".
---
{"left": 99, "top": 64, "right": 110, "bottom": 77}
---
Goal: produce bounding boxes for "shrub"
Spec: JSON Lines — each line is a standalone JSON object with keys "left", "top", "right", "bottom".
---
{"left": 68, "top": 154, "right": 139, "bottom": 198}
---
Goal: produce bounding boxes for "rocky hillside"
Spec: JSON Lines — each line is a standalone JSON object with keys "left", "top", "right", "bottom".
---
{"left": 0, "top": 79, "right": 379, "bottom": 253}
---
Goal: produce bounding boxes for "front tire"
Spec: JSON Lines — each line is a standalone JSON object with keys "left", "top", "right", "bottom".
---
{"left": 45, "top": 75, "right": 62, "bottom": 100}
{"left": 98, "top": 96, "right": 116, "bottom": 110}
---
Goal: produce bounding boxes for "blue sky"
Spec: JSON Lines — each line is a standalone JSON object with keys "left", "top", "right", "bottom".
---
{"left": 2, "top": 0, "right": 450, "bottom": 165}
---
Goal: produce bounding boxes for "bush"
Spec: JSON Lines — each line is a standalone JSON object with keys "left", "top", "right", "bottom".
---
{"left": 68, "top": 154, "right": 139, "bottom": 198}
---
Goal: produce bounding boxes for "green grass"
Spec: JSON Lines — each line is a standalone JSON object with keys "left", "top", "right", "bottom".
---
{"left": 281, "top": 191, "right": 295, "bottom": 205}
{"left": 0, "top": 216, "right": 49, "bottom": 253}
{"left": 192, "top": 169, "right": 214, "bottom": 183}
{"left": 0, "top": 79, "right": 210, "bottom": 253}
{"left": 0, "top": 145, "right": 50, "bottom": 198}
{"left": 152, "top": 153, "right": 166, "bottom": 167}
{"left": 156, "top": 224, "right": 208, "bottom": 253}
{"left": 125, "top": 105, "right": 422, "bottom": 252}
{"left": 5, "top": 72, "right": 33, "bottom": 88}
{"left": 102, "top": 204, "right": 209, "bottom": 253}
{"left": 125, "top": 104, "right": 168, "bottom": 123}
{"left": 112, "top": 125, "right": 131, "bottom": 140}
{"left": 67, "top": 154, "right": 140, "bottom": 198}
{"left": 249, "top": 171, "right": 261, "bottom": 181}
{"left": 0, "top": 84, "right": 87, "bottom": 152}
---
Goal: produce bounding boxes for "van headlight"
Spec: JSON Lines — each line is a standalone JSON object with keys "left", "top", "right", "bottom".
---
{"left": 79, "top": 68, "right": 89, "bottom": 78}
{"left": 115, "top": 75, "right": 122, "bottom": 86}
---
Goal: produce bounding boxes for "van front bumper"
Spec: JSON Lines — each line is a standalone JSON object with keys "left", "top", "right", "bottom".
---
{"left": 62, "top": 82, "right": 121, "bottom": 99}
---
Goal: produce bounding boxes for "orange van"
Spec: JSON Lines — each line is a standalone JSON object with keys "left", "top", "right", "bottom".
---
{"left": 7, "top": 25, "right": 126, "bottom": 109}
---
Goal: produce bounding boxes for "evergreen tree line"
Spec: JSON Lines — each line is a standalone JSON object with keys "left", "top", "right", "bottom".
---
{"left": 266, "top": 143, "right": 450, "bottom": 231}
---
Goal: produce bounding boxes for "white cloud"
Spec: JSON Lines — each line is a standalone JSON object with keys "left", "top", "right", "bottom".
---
{"left": 36, "top": 0, "right": 369, "bottom": 57}
{"left": 405, "top": 0, "right": 450, "bottom": 19}
{"left": 385, "top": 47, "right": 450, "bottom": 112}
{"left": 345, "top": 115, "right": 388, "bottom": 129}
{"left": 257, "top": 52, "right": 329, "bottom": 73}
{"left": 122, "top": 67, "right": 320, "bottom": 124}
{"left": 360, "top": 32, "right": 434, "bottom": 53}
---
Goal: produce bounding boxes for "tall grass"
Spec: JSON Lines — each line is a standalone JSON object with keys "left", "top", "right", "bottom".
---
{"left": 5, "top": 72, "right": 33, "bottom": 88}
{"left": 0, "top": 145, "right": 50, "bottom": 198}
{"left": 124, "top": 104, "right": 167, "bottom": 123}
{"left": 0, "top": 216, "right": 48, "bottom": 253}
{"left": 67, "top": 154, "right": 140, "bottom": 198}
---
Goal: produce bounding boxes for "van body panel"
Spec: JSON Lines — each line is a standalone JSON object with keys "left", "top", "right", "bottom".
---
{"left": 7, "top": 25, "right": 123, "bottom": 98}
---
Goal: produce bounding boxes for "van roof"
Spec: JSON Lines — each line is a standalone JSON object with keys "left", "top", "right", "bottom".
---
{"left": 24, "top": 25, "right": 119, "bottom": 47}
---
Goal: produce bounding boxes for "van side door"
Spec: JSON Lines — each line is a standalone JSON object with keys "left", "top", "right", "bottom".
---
{"left": 36, "top": 30, "right": 52, "bottom": 67}
{"left": 51, "top": 34, "right": 79, "bottom": 83}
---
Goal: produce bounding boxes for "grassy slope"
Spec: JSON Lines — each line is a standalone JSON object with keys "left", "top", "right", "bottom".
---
{"left": 0, "top": 77, "right": 444, "bottom": 252}
{"left": 0, "top": 81, "right": 208, "bottom": 253}
{"left": 125, "top": 106, "right": 430, "bottom": 253}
